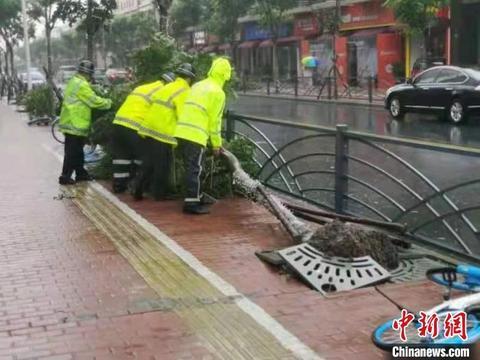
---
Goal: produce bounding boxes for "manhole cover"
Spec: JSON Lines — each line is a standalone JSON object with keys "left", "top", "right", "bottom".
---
{"left": 278, "top": 243, "right": 391, "bottom": 295}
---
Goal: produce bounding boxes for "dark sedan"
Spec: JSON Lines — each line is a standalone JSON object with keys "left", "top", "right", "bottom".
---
{"left": 385, "top": 66, "right": 480, "bottom": 124}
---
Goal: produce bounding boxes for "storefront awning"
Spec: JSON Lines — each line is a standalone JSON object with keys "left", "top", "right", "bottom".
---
{"left": 259, "top": 39, "right": 273, "bottom": 48}
{"left": 259, "top": 36, "right": 301, "bottom": 47}
{"left": 278, "top": 36, "right": 301, "bottom": 44}
{"left": 218, "top": 43, "right": 231, "bottom": 50}
{"left": 348, "top": 28, "right": 394, "bottom": 39}
{"left": 202, "top": 45, "right": 218, "bottom": 53}
{"left": 238, "top": 41, "right": 259, "bottom": 49}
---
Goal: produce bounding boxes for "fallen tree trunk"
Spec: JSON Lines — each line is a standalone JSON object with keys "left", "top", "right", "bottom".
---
{"left": 286, "top": 203, "right": 406, "bottom": 234}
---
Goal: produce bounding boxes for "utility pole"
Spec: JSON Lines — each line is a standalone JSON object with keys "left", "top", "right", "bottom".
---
{"left": 332, "top": 0, "right": 340, "bottom": 99}
{"left": 87, "top": 0, "right": 94, "bottom": 61}
{"left": 21, "top": 0, "right": 32, "bottom": 90}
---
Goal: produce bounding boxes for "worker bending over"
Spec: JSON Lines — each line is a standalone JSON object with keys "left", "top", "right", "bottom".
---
{"left": 111, "top": 72, "right": 175, "bottom": 193}
{"left": 135, "top": 63, "right": 196, "bottom": 200}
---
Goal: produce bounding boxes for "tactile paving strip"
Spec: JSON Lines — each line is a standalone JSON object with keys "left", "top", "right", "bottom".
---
{"left": 65, "top": 184, "right": 304, "bottom": 360}
{"left": 279, "top": 243, "right": 391, "bottom": 295}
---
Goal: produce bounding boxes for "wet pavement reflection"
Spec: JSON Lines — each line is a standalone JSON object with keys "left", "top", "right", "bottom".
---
{"left": 229, "top": 96, "right": 480, "bottom": 148}
{"left": 228, "top": 96, "right": 480, "bottom": 256}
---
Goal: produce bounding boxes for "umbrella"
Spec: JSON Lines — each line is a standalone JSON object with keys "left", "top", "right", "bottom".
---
{"left": 302, "top": 56, "right": 319, "bottom": 68}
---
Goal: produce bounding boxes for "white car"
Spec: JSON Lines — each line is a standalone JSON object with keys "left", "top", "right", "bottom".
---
{"left": 20, "top": 71, "right": 46, "bottom": 88}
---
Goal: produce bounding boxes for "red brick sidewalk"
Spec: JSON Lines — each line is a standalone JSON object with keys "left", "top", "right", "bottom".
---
{"left": 1, "top": 100, "right": 450, "bottom": 359}
{"left": 121, "top": 197, "right": 447, "bottom": 360}
{"left": 0, "top": 102, "right": 216, "bottom": 359}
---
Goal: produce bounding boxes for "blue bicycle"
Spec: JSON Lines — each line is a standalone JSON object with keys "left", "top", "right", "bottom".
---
{"left": 427, "top": 265, "right": 480, "bottom": 296}
{"left": 372, "top": 265, "right": 480, "bottom": 350}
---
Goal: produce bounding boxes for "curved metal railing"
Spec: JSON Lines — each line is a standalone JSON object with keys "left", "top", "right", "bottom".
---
{"left": 225, "top": 112, "right": 480, "bottom": 262}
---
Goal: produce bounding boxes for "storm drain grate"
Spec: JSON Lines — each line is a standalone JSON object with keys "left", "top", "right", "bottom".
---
{"left": 278, "top": 243, "right": 391, "bottom": 295}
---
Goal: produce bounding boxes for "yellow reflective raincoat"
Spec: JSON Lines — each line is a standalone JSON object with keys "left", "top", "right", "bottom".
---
{"left": 59, "top": 74, "right": 111, "bottom": 137}
{"left": 174, "top": 58, "right": 231, "bottom": 148}
{"left": 113, "top": 80, "right": 165, "bottom": 131}
{"left": 137, "top": 77, "right": 191, "bottom": 145}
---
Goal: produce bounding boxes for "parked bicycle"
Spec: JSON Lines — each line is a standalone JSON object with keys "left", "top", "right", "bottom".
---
{"left": 372, "top": 265, "right": 480, "bottom": 350}
{"left": 50, "top": 116, "right": 97, "bottom": 156}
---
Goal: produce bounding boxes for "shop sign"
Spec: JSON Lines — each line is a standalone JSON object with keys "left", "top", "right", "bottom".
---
{"left": 436, "top": 6, "right": 449, "bottom": 19}
{"left": 340, "top": 2, "right": 395, "bottom": 29}
{"left": 244, "top": 22, "right": 290, "bottom": 41}
{"left": 294, "top": 16, "right": 319, "bottom": 36}
{"left": 193, "top": 31, "right": 206, "bottom": 45}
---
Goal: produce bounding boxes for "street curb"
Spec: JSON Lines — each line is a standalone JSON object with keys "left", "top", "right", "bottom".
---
{"left": 238, "top": 92, "right": 385, "bottom": 109}
{"left": 42, "top": 143, "right": 324, "bottom": 360}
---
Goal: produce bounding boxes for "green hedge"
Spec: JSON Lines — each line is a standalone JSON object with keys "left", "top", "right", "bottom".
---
{"left": 22, "top": 85, "right": 56, "bottom": 118}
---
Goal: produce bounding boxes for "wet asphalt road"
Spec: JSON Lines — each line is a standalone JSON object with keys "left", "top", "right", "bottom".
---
{"left": 229, "top": 95, "right": 480, "bottom": 148}
{"left": 227, "top": 95, "right": 480, "bottom": 255}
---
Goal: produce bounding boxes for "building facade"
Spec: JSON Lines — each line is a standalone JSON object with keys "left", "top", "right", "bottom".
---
{"left": 115, "top": 0, "right": 155, "bottom": 16}
{"left": 236, "top": 21, "right": 298, "bottom": 79}
{"left": 233, "top": 0, "right": 404, "bottom": 88}
{"left": 181, "top": 0, "right": 478, "bottom": 88}
{"left": 451, "top": 0, "right": 480, "bottom": 66}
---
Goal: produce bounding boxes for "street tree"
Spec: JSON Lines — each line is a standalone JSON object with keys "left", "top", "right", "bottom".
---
{"left": 152, "top": 0, "right": 172, "bottom": 34}
{"left": 0, "top": 0, "right": 24, "bottom": 75}
{"left": 384, "top": 0, "right": 449, "bottom": 56}
{"left": 105, "top": 12, "right": 157, "bottom": 67}
{"left": 57, "top": 0, "right": 117, "bottom": 62}
{"left": 169, "top": 0, "right": 210, "bottom": 38}
{"left": 252, "top": 0, "right": 296, "bottom": 82}
{"left": 27, "top": 0, "right": 64, "bottom": 75}
{"left": 207, "top": 0, "right": 254, "bottom": 47}
{"left": 0, "top": 21, "right": 21, "bottom": 76}
{"left": 55, "top": 31, "right": 86, "bottom": 64}
{"left": 17, "top": 30, "right": 85, "bottom": 69}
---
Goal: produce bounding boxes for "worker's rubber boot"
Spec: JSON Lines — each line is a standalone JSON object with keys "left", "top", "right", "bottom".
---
{"left": 183, "top": 203, "right": 210, "bottom": 215}
{"left": 131, "top": 183, "right": 143, "bottom": 201}
{"left": 59, "top": 176, "right": 75, "bottom": 185}
{"left": 130, "top": 172, "right": 145, "bottom": 201}
{"left": 112, "top": 178, "right": 128, "bottom": 194}
{"left": 76, "top": 173, "right": 94, "bottom": 182}
{"left": 200, "top": 193, "right": 217, "bottom": 205}
{"left": 112, "top": 183, "right": 127, "bottom": 194}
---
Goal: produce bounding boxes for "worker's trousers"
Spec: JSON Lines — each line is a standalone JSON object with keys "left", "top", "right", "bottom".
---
{"left": 111, "top": 124, "right": 143, "bottom": 192}
{"left": 179, "top": 139, "right": 205, "bottom": 205}
{"left": 61, "top": 134, "right": 88, "bottom": 179}
{"left": 135, "top": 138, "right": 173, "bottom": 200}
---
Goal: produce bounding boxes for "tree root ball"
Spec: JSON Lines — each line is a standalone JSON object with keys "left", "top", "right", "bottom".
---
{"left": 308, "top": 220, "right": 399, "bottom": 270}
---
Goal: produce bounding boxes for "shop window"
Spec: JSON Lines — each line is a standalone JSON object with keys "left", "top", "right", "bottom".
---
{"left": 347, "top": 35, "right": 377, "bottom": 86}
{"left": 309, "top": 40, "right": 333, "bottom": 75}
